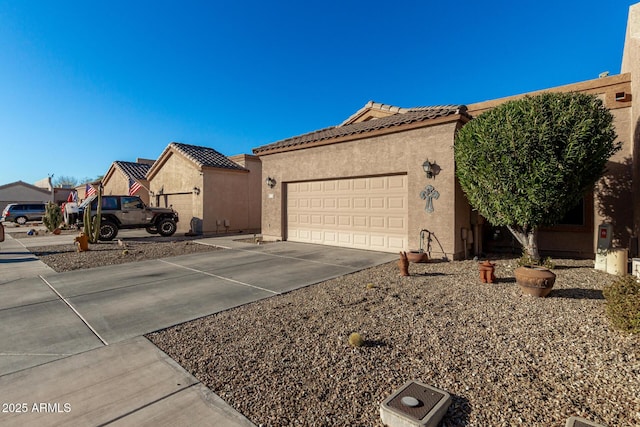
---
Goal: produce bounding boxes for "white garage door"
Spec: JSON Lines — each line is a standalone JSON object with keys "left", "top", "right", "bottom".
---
{"left": 286, "top": 175, "right": 408, "bottom": 252}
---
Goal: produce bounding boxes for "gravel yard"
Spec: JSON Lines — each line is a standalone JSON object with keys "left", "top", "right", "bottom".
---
{"left": 31, "top": 238, "right": 220, "bottom": 272}
{"left": 146, "top": 258, "right": 640, "bottom": 427}
{"left": 23, "top": 233, "right": 639, "bottom": 426}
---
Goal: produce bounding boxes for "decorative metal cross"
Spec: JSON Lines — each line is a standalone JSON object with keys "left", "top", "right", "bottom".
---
{"left": 420, "top": 185, "right": 440, "bottom": 213}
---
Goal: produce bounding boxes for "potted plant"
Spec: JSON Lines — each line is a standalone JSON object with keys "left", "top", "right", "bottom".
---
{"left": 455, "top": 92, "right": 619, "bottom": 296}
{"left": 514, "top": 255, "right": 556, "bottom": 297}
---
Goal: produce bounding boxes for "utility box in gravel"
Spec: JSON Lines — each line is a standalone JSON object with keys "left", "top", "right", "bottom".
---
{"left": 380, "top": 380, "right": 451, "bottom": 427}
{"left": 565, "top": 416, "right": 606, "bottom": 427}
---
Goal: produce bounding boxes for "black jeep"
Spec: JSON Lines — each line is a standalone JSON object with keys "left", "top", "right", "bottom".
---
{"left": 77, "top": 195, "right": 179, "bottom": 241}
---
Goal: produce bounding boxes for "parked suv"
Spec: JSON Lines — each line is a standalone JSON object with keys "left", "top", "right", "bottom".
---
{"left": 77, "top": 195, "right": 179, "bottom": 241}
{"left": 1, "top": 203, "right": 47, "bottom": 224}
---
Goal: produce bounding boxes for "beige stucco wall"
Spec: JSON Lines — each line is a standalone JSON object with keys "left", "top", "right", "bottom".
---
{"left": 259, "top": 119, "right": 471, "bottom": 259}
{"left": 148, "top": 152, "right": 202, "bottom": 234}
{"left": 102, "top": 169, "right": 150, "bottom": 205}
{"left": 228, "top": 154, "right": 262, "bottom": 232}
{"left": 622, "top": 3, "right": 640, "bottom": 246}
{"left": 202, "top": 168, "right": 257, "bottom": 234}
{"left": 149, "top": 151, "right": 261, "bottom": 235}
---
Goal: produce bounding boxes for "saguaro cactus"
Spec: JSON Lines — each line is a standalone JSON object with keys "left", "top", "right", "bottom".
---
{"left": 83, "top": 186, "right": 103, "bottom": 243}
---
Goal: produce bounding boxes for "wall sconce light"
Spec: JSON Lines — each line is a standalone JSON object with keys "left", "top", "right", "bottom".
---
{"left": 423, "top": 160, "right": 434, "bottom": 179}
{"left": 265, "top": 177, "right": 276, "bottom": 188}
{"left": 192, "top": 186, "right": 200, "bottom": 195}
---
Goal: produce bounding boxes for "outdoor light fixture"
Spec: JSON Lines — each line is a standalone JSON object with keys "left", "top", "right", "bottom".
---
{"left": 423, "top": 160, "right": 434, "bottom": 179}
{"left": 192, "top": 186, "right": 201, "bottom": 195}
{"left": 265, "top": 177, "right": 276, "bottom": 188}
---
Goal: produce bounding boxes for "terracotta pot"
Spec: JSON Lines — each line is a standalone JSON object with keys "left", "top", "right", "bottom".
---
{"left": 53, "top": 228, "right": 61, "bottom": 235}
{"left": 479, "top": 261, "right": 496, "bottom": 283}
{"left": 398, "top": 252, "right": 409, "bottom": 276}
{"left": 514, "top": 265, "right": 556, "bottom": 297}
{"left": 74, "top": 233, "right": 90, "bottom": 252}
{"left": 406, "top": 250, "right": 429, "bottom": 263}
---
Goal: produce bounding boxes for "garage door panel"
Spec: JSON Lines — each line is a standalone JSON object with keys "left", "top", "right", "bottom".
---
{"left": 388, "top": 217, "right": 405, "bottom": 230}
{"left": 287, "top": 175, "right": 408, "bottom": 253}
{"left": 353, "top": 180, "right": 368, "bottom": 190}
{"left": 324, "top": 215, "right": 336, "bottom": 225}
{"left": 353, "top": 234, "right": 368, "bottom": 245}
{"left": 324, "top": 231, "right": 336, "bottom": 243}
{"left": 353, "top": 216, "right": 368, "bottom": 227}
{"left": 388, "top": 175, "right": 405, "bottom": 189}
{"left": 353, "top": 198, "right": 367, "bottom": 209}
{"left": 388, "top": 237, "right": 405, "bottom": 250}
{"left": 370, "top": 216, "right": 385, "bottom": 228}
{"left": 388, "top": 196, "right": 405, "bottom": 209}
{"left": 370, "top": 177, "right": 385, "bottom": 190}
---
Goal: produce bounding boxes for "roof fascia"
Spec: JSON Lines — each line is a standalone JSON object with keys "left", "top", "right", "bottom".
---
{"left": 256, "top": 114, "right": 468, "bottom": 156}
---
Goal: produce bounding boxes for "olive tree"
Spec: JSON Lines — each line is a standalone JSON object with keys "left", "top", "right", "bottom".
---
{"left": 454, "top": 92, "right": 619, "bottom": 260}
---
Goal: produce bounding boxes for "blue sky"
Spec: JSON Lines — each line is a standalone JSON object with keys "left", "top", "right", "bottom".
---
{"left": 0, "top": 1, "right": 636, "bottom": 185}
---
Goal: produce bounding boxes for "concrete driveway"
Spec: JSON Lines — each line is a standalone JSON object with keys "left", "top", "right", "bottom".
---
{"left": 0, "top": 235, "right": 396, "bottom": 426}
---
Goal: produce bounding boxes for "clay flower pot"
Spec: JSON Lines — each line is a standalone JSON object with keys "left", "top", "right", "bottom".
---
{"left": 406, "top": 250, "right": 429, "bottom": 263}
{"left": 53, "top": 228, "right": 61, "bottom": 235}
{"left": 514, "top": 265, "right": 556, "bottom": 297}
{"left": 398, "top": 252, "right": 409, "bottom": 276}
{"left": 479, "top": 260, "right": 496, "bottom": 283}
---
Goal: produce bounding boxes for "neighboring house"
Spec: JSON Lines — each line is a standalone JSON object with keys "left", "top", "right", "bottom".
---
{"left": 102, "top": 159, "right": 153, "bottom": 205}
{"left": 0, "top": 180, "right": 52, "bottom": 212}
{"left": 33, "top": 176, "right": 74, "bottom": 205}
{"left": 252, "top": 3, "right": 640, "bottom": 260}
{"left": 147, "top": 142, "right": 261, "bottom": 235}
{"left": 253, "top": 104, "right": 472, "bottom": 258}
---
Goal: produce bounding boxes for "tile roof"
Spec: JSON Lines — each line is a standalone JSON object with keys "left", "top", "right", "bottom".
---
{"left": 170, "top": 142, "right": 246, "bottom": 171}
{"left": 253, "top": 104, "right": 469, "bottom": 154}
{"left": 114, "top": 161, "right": 151, "bottom": 180}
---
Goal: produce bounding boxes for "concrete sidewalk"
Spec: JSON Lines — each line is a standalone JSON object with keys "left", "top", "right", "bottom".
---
{"left": 0, "top": 232, "right": 56, "bottom": 284}
{"left": 0, "top": 234, "right": 396, "bottom": 426}
{"left": 0, "top": 336, "right": 255, "bottom": 426}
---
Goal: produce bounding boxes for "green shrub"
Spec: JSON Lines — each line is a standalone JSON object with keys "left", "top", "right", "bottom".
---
{"left": 517, "top": 252, "right": 555, "bottom": 269}
{"left": 603, "top": 274, "right": 640, "bottom": 333}
{"left": 42, "top": 202, "right": 62, "bottom": 232}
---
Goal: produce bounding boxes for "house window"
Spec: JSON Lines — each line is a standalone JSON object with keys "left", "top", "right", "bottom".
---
{"left": 557, "top": 198, "right": 585, "bottom": 226}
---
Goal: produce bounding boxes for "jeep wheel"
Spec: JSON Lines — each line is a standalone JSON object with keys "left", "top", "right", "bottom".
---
{"left": 145, "top": 226, "right": 159, "bottom": 234}
{"left": 15, "top": 216, "right": 27, "bottom": 225}
{"left": 98, "top": 221, "right": 119, "bottom": 241}
{"left": 157, "top": 218, "right": 177, "bottom": 236}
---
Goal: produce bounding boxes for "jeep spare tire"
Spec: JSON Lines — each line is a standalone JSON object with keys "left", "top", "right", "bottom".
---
{"left": 99, "top": 221, "right": 118, "bottom": 241}
{"left": 157, "top": 218, "right": 177, "bottom": 236}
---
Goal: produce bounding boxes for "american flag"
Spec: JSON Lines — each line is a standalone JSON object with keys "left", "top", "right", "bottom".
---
{"left": 85, "top": 184, "right": 96, "bottom": 198}
{"left": 129, "top": 178, "right": 142, "bottom": 196}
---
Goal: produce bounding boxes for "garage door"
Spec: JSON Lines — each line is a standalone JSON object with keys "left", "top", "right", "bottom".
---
{"left": 161, "top": 194, "right": 193, "bottom": 234}
{"left": 286, "top": 175, "right": 408, "bottom": 252}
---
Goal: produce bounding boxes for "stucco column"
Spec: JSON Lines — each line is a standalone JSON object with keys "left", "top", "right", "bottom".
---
{"left": 622, "top": 3, "right": 640, "bottom": 239}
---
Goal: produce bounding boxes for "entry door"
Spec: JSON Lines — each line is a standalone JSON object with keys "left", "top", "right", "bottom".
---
{"left": 286, "top": 175, "right": 408, "bottom": 253}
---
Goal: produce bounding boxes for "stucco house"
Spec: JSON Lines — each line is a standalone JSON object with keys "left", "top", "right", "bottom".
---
{"left": 102, "top": 159, "right": 154, "bottom": 205}
{"left": 0, "top": 180, "right": 52, "bottom": 212}
{"left": 147, "top": 142, "right": 261, "bottom": 235}
{"left": 254, "top": 105, "right": 471, "bottom": 258}
{"left": 253, "top": 3, "right": 640, "bottom": 260}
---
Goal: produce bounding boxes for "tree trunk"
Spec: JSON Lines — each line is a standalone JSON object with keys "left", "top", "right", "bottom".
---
{"left": 507, "top": 225, "right": 540, "bottom": 261}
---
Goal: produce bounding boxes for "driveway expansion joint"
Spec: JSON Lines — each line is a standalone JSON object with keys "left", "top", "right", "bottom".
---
{"left": 39, "top": 275, "right": 109, "bottom": 346}
{"left": 159, "top": 259, "right": 281, "bottom": 295}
